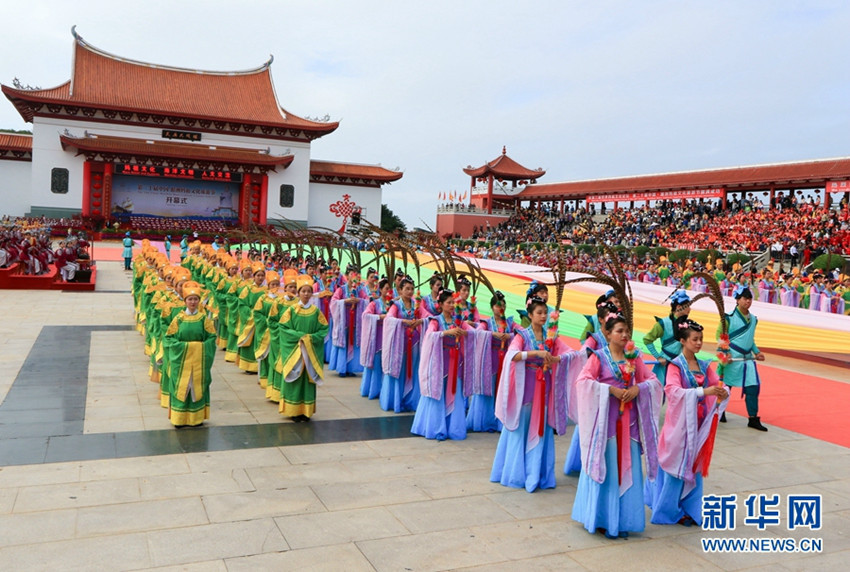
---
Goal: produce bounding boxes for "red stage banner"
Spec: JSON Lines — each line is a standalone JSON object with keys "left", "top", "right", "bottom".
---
{"left": 586, "top": 188, "right": 725, "bottom": 203}
{"left": 826, "top": 181, "right": 849, "bottom": 193}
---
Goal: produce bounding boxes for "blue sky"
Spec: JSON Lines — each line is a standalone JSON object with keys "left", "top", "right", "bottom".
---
{"left": 2, "top": 1, "right": 848, "bottom": 228}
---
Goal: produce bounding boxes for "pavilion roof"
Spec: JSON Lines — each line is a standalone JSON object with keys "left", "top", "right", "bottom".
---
{"left": 517, "top": 157, "right": 850, "bottom": 200}
{"left": 463, "top": 147, "right": 545, "bottom": 180}
{"left": 1, "top": 28, "right": 338, "bottom": 139}
{"left": 59, "top": 133, "right": 294, "bottom": 169}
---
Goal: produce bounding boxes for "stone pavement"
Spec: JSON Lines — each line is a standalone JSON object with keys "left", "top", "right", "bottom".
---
{"left": 0, "top": 261, "right": 847, "bottom": 571}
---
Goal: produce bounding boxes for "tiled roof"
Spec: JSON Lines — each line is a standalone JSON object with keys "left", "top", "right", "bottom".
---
{"left": 0, "top": 133, "right": 33, "bottom": 151}
{"left": 2, "top": 29, "right": 338, "bottom": 137}
{"left": 310, "top": 160, "right": 403, "bottom": 183}
{"left": 463, "top": 147, "right": 545, "bottom": 180}
{"left": 518, "top": 157, "right": 850, "bottom": 200}
{"left": 59, "top": 134, "right": 293, "bottom": 168}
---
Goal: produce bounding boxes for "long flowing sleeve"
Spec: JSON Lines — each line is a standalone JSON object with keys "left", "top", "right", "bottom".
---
{"left": 634, "top": 357, "right": 663, "bottom": 482}
{"left": 360, "top": 301, "right": 381, "bottom": 368}
{"left": 381, "top": 304, "right": 406, "bottom": 378}
{"left": 494, "top": 334, "right": 526, "bottom": 431}
{"left": 417, "top": 319, "right": 445, "bottom": 399}
{"left": 576, "top": 354, "right": 612, "bottom": 485}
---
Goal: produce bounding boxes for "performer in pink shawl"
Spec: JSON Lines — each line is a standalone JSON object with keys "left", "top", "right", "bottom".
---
{"left": 411, "top": 289, "right": 490, "bottom": 441}
{"left": 778, "top": 273, "right": 800, "bottom": 308}
{"left": 646, "top": 317, "right": 728, "bottom": 526}
{"left": 359, "top": 278, "right": 392, "bottom": 399}
{"left": 821, "top": 280, "right": 845, "bottom": 314}
{"left": 564, "top": 300, "right": 618, "bottom": 476}
{"left": 380, "top": 276, "right": 424, "bottom": 412}
{"left": 328, "top": 265, "right": 368, "bottom": 377}
{"left": 468, "top": 291, "right": 520, "bottom": 433}
{"left": 757, "top": 270, "right": 778, "bottom": 304}
{"left": 418, "top": 274, "right": 444, "bottom": 318}
{"left": 571, "top": 312, "right": 662, "bottom": 539}
{"left": 491, "top": 297, "right": 586, "bottom": 492}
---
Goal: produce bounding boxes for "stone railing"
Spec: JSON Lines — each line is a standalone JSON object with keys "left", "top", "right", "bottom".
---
{"left": 436, "top": 205, "right": 514, "bottom": 216}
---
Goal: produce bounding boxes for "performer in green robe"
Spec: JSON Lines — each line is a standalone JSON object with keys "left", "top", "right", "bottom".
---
{"left": 277, "top": 275, "right": 328, "bottom": 421}
{"left": 164, "top": 281, "right": 217, "bottom": 427}
{"left": 236, "top": 263, "right": 268, "bottom": 373}
{"left": 252, "top": 271, "right": 281, "bottom": 388}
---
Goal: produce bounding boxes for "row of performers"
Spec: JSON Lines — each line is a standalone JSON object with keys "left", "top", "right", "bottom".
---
{"left": 634, "top": 262, "right": 847, "bottom": 315}
{"left": 132, "top": 243, "right": 330, "bottom": 425}
{"left": 353, "top": 276, "right": 755, "bottom": 539}
{"left": 135, "top": 242, "right": 754, "bottom": 539}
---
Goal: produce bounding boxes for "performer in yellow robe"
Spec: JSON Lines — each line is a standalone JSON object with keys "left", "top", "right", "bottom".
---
{"left": 277, "top": 275, "right": 328, "bottom": 421}
{"left": 164, "top": 281, "right": 217, "bottom": 427}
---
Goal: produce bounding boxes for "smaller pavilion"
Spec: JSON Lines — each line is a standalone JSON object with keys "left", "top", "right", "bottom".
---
{"left": 463, "top": 147, "right": 546, "bottom": 214}
{"left": 436, "top": 147, "right": 545, "bottom": 238}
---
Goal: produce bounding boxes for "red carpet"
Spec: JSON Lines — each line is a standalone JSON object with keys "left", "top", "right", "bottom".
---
{"left": 723, "top": 364, "right": 850, "bottom": 448}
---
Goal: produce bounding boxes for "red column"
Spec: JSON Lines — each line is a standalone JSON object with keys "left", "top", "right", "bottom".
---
{"left": 721, "top": 188, "right": 728, "bottom": 210}
{"left": 259, "top": 175, "right": 268, "bottom": 225}
{"left": 824, "top": 187, "right": 830, "bottom": 209}
{"left": 487, "top": 174, "right": 494, "bottom": 215}
{"left": 81, "top": 160, "right": 92, "bottom": 216}
{"left": 101, "top": 163, "right": 113, "bottom": 217}
{"left": 770, "top": 185, "right": 775, "bottom": 209}
{"left": 239, "top": 174, "right": 251, "bottom": 229}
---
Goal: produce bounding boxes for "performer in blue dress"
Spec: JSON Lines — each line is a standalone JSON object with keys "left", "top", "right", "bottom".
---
{"left": 572, "top": 312, "right": 662, "bottom": 538}
{"left": 380, "top": 277, "right": 424, "bottom": 412}
{"left": 468, "top": 291, "right": 518, "bottom": 432}
{"left": 359, "top": 278, "right": 391, "bottom": 399}
{"left": 491, "top": 297, "right": 583, "bottom": 492}
{"left": 646, "top": 317, "right": 728, "bottom": 526}
{"left": 411, "top": 289, "right": 489, "bottom": 441}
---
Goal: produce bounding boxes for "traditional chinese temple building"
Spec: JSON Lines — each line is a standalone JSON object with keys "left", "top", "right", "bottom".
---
{"left": 0, "top": 28, "right": 402, "bottom": 231}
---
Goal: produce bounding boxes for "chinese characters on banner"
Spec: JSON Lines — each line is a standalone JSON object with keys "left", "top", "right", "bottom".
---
{"left": 586, "top": 188, "right": 725, "bottom": 203}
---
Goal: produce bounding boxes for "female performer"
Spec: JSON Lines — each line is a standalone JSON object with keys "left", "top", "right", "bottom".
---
{"left": 359, "top": 278, "right": 392, "bottom": 399}
{"left": 380, "top": 277, "right": 424, "bottom": 412}
{"left": 646, "top": 317, "right": 728, "bottom": 526}
{"left": 572, "top": 313, "right": 662, "bottom": 538}
{"left": 418, "top": 274, "right": 444, "bottom": 318}
{"left": 491, "top": 297, "right": 581, "bottom": 492}
{"left": 328, "top": 266, "right": 368, "bottom": 377}
{"left": 468, "top": 291, "right": 518, "bottom": 432}
{"left": 411, "top": 290, "right": 475, "bottom": 441}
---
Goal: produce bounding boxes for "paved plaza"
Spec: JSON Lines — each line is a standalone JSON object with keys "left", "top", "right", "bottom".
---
{"left": 0, "top": 261, "right": 848, "bottom": 571}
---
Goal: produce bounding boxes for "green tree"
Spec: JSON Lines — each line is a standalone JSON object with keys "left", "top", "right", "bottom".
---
{"left": 381, "top": 204, "right": 406, "bottom": 233}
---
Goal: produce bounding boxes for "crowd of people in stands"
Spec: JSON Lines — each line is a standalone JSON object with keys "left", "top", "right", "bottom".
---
{"left": 470, "top": 195, "right": 849, "bottom": 257}
{"left": 0, "top": 216, "right": 90, "bottom": 279}
{"left": 457, "top": 195, "right": 850, "bottom": 314}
